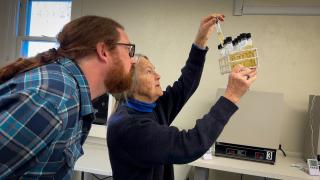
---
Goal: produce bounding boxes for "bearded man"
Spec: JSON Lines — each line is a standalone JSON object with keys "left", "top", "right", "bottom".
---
{"left": 0, "top": 15, "right": 134, "bottom": 179}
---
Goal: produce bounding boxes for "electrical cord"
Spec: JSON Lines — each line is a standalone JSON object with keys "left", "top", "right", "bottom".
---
{"left": 91, "top": 173, "right": 112, "bottom": 180}
{"left": 291, "top": 163, "right": 308, "bottom": 172}
{"left": 278, "top": 144, "right": 286, "bottom": 157}
{"left": 309, "top": 96, "right": 317, "bottom": 159}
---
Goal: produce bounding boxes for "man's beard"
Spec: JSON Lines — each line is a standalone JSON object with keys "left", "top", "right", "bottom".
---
{"left": 104, "top": 59, "right": 134, "bottom": 94}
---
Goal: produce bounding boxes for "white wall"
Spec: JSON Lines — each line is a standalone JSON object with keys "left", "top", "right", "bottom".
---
{"left": 77, "top": 0, "right": 320, "bottom": 154}
{"left": 77, "top": 1, "right": 320, "bottom": 179}
{"left": 1, "top": 0, "right": 320, "bottom": 179}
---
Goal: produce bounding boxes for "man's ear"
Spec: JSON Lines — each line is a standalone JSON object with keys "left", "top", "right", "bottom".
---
{"left": 96, "top": 42, "right": 110, "bottom": 63}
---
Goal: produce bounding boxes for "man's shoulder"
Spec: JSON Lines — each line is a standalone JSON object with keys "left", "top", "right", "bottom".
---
{"left": 21, "top": 63, "right": 77, "bottom": 91}
{"left": 9, "top": 63, "right": 79, "bottom": 106}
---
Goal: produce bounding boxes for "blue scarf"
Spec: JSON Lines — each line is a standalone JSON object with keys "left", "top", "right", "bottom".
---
{"left": 125, "top": 98, "right": 156, "bottom": 112}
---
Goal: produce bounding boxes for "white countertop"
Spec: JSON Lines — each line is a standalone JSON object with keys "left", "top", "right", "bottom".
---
{"left": 189, "top": 153, "right": 320, "bottom": 180}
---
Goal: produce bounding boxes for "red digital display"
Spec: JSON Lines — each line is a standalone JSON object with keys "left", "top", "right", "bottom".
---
{"left": 226, "top": 148, "right": 237, "bottom": 155}
{"left": 255, "top": 152, "right": 264, "bottom": 159}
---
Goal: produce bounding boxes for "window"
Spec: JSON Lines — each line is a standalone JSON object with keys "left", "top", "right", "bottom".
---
{"left": 18, "top": 0, "right": 72, "bottom": 57}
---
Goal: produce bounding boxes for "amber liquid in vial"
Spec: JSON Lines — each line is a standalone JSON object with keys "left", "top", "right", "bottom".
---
{"left": 216, "top": 21, "right": 224, "bottom": 46}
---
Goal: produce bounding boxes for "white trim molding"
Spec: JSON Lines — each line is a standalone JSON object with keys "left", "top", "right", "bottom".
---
{"left": 234, "top": 0, "right": 320, "bottom": 16}
{"left": 233, "top": 0, "right": 244, "bottom": 16}
{"left": 243, "top": 5, "right": 320, "bottom": 16}
{"left": 1, "top": 0, "right": 20, "bottom": 62}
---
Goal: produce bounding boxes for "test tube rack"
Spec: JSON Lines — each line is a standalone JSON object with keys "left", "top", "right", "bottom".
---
{"left": 219, "top": 48, "right": 259, "bottom": 75}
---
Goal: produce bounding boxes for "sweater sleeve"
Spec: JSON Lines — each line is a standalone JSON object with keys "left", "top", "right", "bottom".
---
{"left": 118, "top": 97, "right": 238, "bottom": 166}
{"left": 158, "top": 44, "right": 208, "bottom": 125}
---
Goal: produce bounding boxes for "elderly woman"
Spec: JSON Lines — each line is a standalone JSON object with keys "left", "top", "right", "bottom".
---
{"left": 107, "top": 14, "right": 257, "bottom": 180}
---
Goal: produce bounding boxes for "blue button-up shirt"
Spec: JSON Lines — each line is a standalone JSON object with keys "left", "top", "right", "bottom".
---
{"left": 0, "top": 58, "right": 95, "bottom": 179}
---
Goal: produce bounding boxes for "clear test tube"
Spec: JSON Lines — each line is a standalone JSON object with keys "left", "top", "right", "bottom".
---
{"left": 216, "top": 20, "right": 225, "bottom": 47}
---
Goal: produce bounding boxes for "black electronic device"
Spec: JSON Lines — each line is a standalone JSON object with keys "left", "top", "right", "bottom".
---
{"left": 92, "top": 93, "right": 109, "bottom": 125}
{"left": 215, "top": 142, "right": 277, "bottom": 164}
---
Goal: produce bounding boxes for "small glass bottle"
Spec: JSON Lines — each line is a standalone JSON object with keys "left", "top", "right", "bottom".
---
{"left": 223, "top": 36, "right": 233, "bottom": 55}
{"left": 218, "top": 44, "right": 226, "bottom": 57}
{"left": 244, "top": 33, "right": 253, "bottom": 49}
{"left": 216, "top": 20, "right": 225, "bottom": 47}
{"left": 239, "top": 33, "right": 247, "bottom": 50}
{"left": 232, "top": 38, "right": 238, "bottom": 52}
{"left": 235, "top": 36, "right": 241, "bottom": 51}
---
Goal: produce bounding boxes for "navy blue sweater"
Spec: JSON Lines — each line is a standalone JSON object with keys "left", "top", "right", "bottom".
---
{"left": 107, "top": 45, "right": 238, "bottom": 180}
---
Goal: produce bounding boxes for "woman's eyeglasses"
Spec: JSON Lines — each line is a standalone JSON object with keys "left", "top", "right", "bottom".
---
{"left": 114, "top": 43, "right": 135, "bottom": 58}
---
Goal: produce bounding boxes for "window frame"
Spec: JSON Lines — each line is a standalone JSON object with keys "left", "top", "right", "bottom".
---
{"left": 16, "top": 0, "right": 71, "bottom": 57}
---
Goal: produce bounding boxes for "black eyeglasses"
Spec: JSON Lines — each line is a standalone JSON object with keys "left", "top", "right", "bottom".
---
{"left": 114, "top": 43, "right": 135, "bottom": 58}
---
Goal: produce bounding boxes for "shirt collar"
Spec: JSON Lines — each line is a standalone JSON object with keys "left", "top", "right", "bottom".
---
{"left": 57, "top": 58, "right": 94, "bottom": 116}
{"left": 125, "top": 98, "right": 156, "bottom": 113}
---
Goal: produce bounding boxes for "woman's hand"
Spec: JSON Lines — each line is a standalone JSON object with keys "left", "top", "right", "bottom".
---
{"left": 224, "top": 65, "right": 257, "bottom": 104}
{"left": 194, "top": 13, "right": 225, "bottom": 48}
